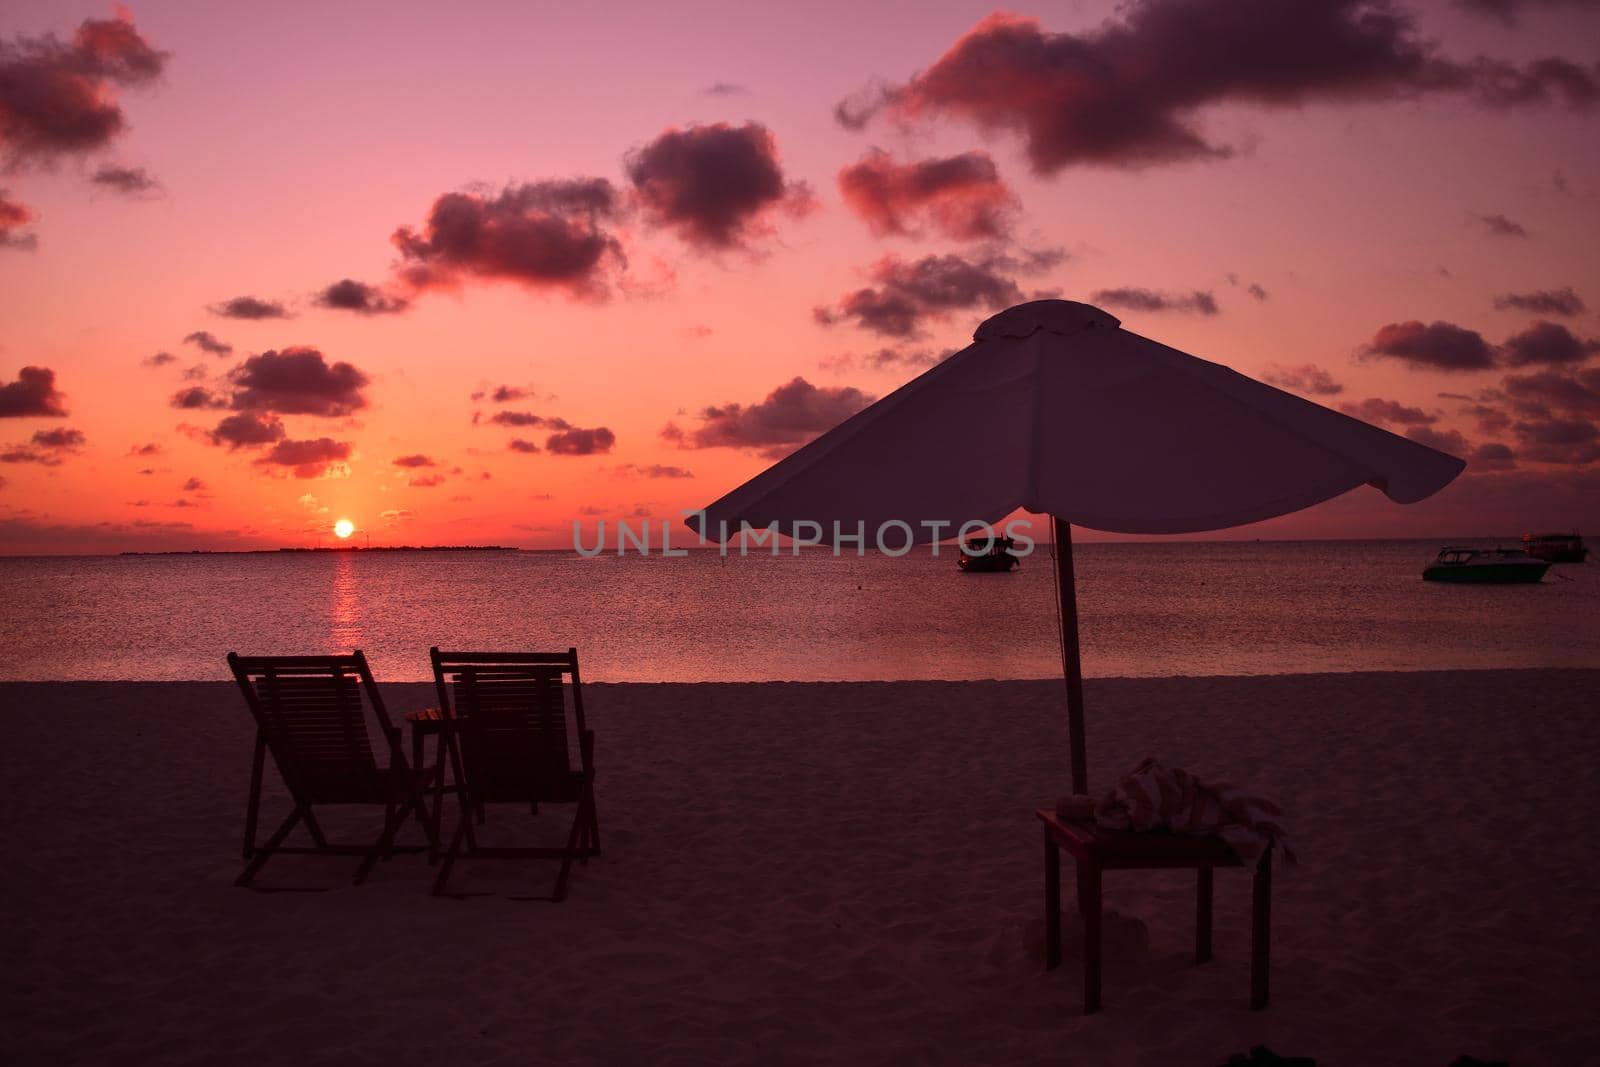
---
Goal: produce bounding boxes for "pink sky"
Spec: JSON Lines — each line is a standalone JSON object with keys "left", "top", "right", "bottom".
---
{"left": 2, "top": 0, "right": 1598, "bottom": 553}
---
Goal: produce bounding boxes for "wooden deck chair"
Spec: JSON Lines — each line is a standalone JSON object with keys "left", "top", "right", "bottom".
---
{"left": 229, "top": 651, "right": 436, "bottom": 887}
{"left": 428, "top": 647, "right": 599, "bottom": 901}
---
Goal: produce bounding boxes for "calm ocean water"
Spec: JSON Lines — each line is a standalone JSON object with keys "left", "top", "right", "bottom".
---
{"left": 1, "top": 540, "right": 1596, "bottom": 681}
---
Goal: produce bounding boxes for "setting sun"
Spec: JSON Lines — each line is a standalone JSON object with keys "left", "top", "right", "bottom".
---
{"left": 333, "top": 520, "right": 354, "bottom": 540}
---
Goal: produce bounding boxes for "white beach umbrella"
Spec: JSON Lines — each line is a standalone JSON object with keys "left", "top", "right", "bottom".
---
{"left": 691, "top": 300, "right": 1464, "bottom": 794}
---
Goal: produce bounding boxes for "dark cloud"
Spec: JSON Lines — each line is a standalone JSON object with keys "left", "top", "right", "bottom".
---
{"left": 1499, "top": 320, "right": 1600, "bottom": 366}
{"left": 0, "top": 426, "right": 85, "bottom": 465}
{"left": 0, "top": 13, "right": 167, "bottom": 167}
{"left": 254, "top": 437, "right": 353, "bottom": 478}
{"left": 1339, "top": 397, "right": 1437, "bottom": 425}
{"left": 1261, "top": 363, "right": 1343, "bottom": 396}
{"left": 392, "top": 454, "right": 435, "bottom": 468}
{"left": 1247, "top": 283, "right": 1269, "bottom": 301}
{"left": 169, "top": 385, "right": 227, "bottom": 410}
{"left": 228, "top": 347, "right": 370, "bottom": 417}
{"left": 469, "top": 385, "right": 534, "bottom": 404}
{"left": 1404, "top": 425, "right": 1470, "bottom": 455}
{"left": 209, "top": 295, "right": 290, "bottom": 320}
{"left": 0, "top": 365, "right": 68, "bottom": 417}
{"left": 625, "top": 122, "right": 814, "bottom": 250}
{"left": 1477, "top": 213, "right": 1529, "bottom": 237}
{"left": 141, "top": 351, "right": 176, "bottom": 368}
{"left": 128, "top": 442, "right": 161, "bottom": 456}
{"left": 181, "top": 364, "right": 208, "bottom": 381}
{"left": 90, "top": 164, "right": 159, "bottom": 195}
{"left": 1090, "top": 287, "right": 1218, "bottom": 315}
{"left": 822, "top": 347, "right": 951, "bottom": 373}
{"left": 488, "top": 410, "right": 563, "bottom": 428}
{"left": 181, "top": 477, "right": 204, "bottom": 492}
{"left": 1512, "top": 415, "right": 1600, "bottom": 463}
{"left": 1494, "top": 287, "right": 1585, "bottom": 316}
{"left": 814, "top": 253, "right": 1033, "bottom": 337}
{"left": 183, "top": 331, "right": 233, "bottom": 358}
{"left": 409, "top": 473, "right": 445, "bottom": 488}
{"left": 545, "top": 426, "right": 615, "bottom": 456}
{"left": 1501, "top": 369, "right": 1600, "bottom": 417}
{"left": 507, "top": 438, "right": 541, "bottom": 454}
{"left": 393, "top": 179, "right": 625, "bottom": 299}
{"left": 32, "top": 427, "right": 84, "bottom": 450}
{"left": 703, "top": 82, "right": 747, "bottom": 96}
{"left": 209, "top": 412, "right": 285, "bottom": 450}
{"left": 0, "top": 190, "right": 37, "bottom": 250}
{"left": 1464, "top": 402, "right": 1513, "bottom": 435}
{"left": 1363, "top": 320, "right": 1497, "bottom": 370}
{"left": 613, "top": 463, "right": 694, "bottom": 479}
{"left": 837, "top": 5, "right": 1600, "bottom": 172}
{"left": 1455, "top": 0, "right": 1600, "bottom": 25}
{"left": 313, "top": 278, "right": 410, "bottom": 316}
{"left": 663, "top": 377, "right": 874, "bottom": 457}
{"left": 1469, "top": 442, "right": 1517, "bottom": 471}
{"left": 838, "top": 149, "right": 1016, "bottom": 240}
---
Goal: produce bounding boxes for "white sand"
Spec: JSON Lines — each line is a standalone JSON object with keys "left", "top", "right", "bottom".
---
{"left": 3, "top": 670, "right": 1598, "bottom": 1066}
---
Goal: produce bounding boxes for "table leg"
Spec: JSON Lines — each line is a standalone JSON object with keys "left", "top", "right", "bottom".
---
{"left": 1044, "top": 832, "right": 1061, "bottom": 970}
{"left": 1079, "top": 860, "right": 1102, "bottom": 1014}
{"left": 1251, "top": 848, "right": 1272, "bottom": 1010}
{"left": 1196, "top": 865, "right": 1213, "bottom": 964}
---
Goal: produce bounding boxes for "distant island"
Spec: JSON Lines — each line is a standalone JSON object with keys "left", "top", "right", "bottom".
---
{"left": 119, "top": 545, "right": 518, "bottom": 556}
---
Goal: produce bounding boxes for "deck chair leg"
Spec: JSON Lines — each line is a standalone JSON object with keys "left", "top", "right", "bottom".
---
{"left": 585, "top": 787, "right": 601, "bottom": 857}
{"left": 431, "top": 813, "right": 471, "bottom": 896}
{"left": 235, "top": 805, "right": 306, "bottom": 887}
{"left": 1196, "top": 865, "right": 1214, "bottom": 964}
{"left": 551, "top": 805, "right": 585, "bottom": 903}
{"left": 242, "top": 731, "right": 266, "bottom": 859}
{"left": 301, "top": 807, "right": 329, "bottom": 848}
{"left": 355, "top": 799, "right": 415, "bottom": 884}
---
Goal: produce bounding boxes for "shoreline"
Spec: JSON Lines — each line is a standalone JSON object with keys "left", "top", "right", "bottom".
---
{"left": 7, "top": 669, "right": 1598, "bottom": 1065}
{"left": 3, "top": 664, "right": 1596, "bottom": 685}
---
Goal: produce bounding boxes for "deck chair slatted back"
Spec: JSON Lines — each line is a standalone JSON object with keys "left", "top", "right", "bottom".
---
{"left": 227, "top": 651, "right": 433, "bottom": 887}
{"left": 232, "top": 654, "right": 388, "bottom": 803}
{"left": 428, "top": 647, "right": 598, "bottom": 900}
{"left": 451, "top": 667, "right": 574, "bottom": 803}
{"left": 257, "top": 665, "right": 382, "bottom": 802}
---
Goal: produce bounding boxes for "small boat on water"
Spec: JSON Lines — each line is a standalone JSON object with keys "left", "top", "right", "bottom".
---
{"left": 958, "top": 535, "right": 1020, "bottom": 573}
{"left": 1521, "top": 532, "right": 1588, "bottom": 563}
{"left": 1423, "top": 546, "right": 1550, "bottom": 583}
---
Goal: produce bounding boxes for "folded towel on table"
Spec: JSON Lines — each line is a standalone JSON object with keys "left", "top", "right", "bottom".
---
{"left": 1057, "top": 757, "right": 1294, "bottom": 867}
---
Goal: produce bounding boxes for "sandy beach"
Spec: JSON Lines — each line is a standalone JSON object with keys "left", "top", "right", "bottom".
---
{"left": 4, "top": 669, "right": 1598, "bottom": 1066}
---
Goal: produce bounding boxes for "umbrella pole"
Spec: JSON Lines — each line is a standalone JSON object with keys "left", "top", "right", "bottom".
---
{"left": 1052, "top": 515, "right": 1089, "bottom": 796}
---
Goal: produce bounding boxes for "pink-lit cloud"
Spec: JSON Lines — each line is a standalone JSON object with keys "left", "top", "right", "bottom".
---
{"left": 0, "top": 12, "right": 167, "bottom": 167}
{"left": 838, "top": 149, "right": 1016, "bottom": 240}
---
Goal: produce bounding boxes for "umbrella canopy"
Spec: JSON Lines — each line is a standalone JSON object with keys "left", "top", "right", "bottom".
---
{"left": 692, "top": 300, "right": 1463, "bottom": 540}
{"left": 691, "top": 300, "right": 1465, "bottom": 792}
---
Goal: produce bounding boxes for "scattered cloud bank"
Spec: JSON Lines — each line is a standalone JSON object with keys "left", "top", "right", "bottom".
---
{"left": 835, "top": 4, "right": 1599, "bottom": 173}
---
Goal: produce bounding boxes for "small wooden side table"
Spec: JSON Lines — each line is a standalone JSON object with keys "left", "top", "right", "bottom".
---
{"left": 1037, "top": 809, "right": 1272, "bottom": 1013}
